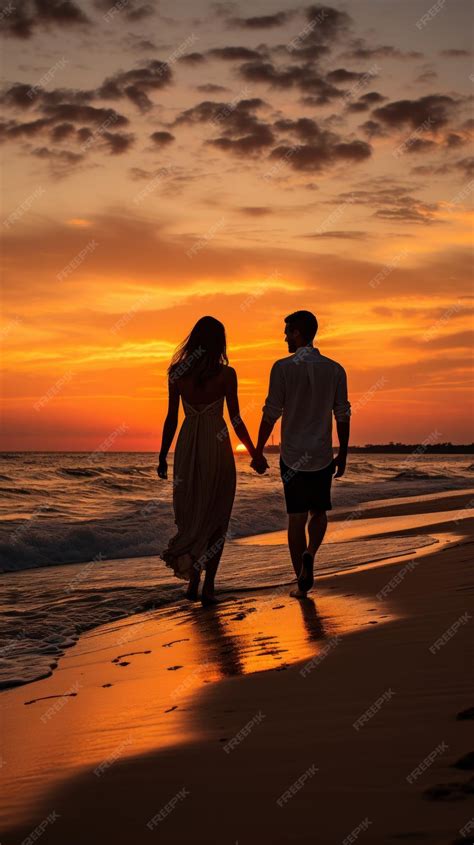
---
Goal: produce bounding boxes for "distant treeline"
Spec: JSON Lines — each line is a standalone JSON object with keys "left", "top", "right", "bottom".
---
{"left": 348, "top": 443, "right": 474, "bottom": 454}
{"left": 264, "top": 443, "right": 474, "bottom": 454}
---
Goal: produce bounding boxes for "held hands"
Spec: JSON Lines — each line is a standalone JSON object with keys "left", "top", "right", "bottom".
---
{"left": 250, "top": 452, "right": 269, "bottom": 475}
{"left": 333, "top": 452, "right": 347, "bottom": 478}
{"left": 157, "top": 456, "right": 168, "bottom": 479}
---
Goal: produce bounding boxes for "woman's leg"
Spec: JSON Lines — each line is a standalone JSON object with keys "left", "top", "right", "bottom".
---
{"left": 185, "top": 562, "right": 201, "bottom": 600}
{"left": 201, "top": 527, "right": 227, "bottom": 604}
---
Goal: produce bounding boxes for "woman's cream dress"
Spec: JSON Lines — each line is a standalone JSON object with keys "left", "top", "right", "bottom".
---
{"left": 161, "top": 396, "right": 236, "bottom": 581}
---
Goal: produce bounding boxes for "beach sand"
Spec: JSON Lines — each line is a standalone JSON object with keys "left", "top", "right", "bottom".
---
{"left": 1, "top": 491, "right": 473, "bottom": 844}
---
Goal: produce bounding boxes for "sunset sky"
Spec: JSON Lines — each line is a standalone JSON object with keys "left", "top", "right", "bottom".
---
{"left": 1, "top": 0, "right": 473, "bottom": 451}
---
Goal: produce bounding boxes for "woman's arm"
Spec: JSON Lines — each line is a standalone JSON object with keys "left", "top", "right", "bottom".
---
{"left": 157, "top": 377, "right": 180, "bottom": 479}
{"left": 225, "top": 367, "right": 259, "bottom": 460}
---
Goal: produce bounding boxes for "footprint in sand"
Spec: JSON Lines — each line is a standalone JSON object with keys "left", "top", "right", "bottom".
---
{"left": 423, "top": 779, "right": 474, "bottom": 801}
{"left": 167, "top": 665, "right": 183, "bottom": 671}
{"left": 165, "top": 705, "right": 178, "bottom": 713}
{"left": 272, "top": 605, "right": 285, "bottom": 610}
{"left": 452, "top": 752, "right": 474, "bottom": 771}
{"left": 456, "top": 706, "right": 474, "bottom": 721}
{"left": 163, "top": 639, "right": 189, "bottom": 648}
{"left": 102, "top": 683, "right": 113, "bottom": 688}
{"left": 24, "top": 692, "right": 78, "bottom": 706}
{"left": 112, "top": 650, "right": 151, "bottom": 665}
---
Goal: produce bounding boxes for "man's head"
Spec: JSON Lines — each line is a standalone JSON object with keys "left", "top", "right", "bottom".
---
{"left": 284, "top": 310, "right": 318, "bottom": 353}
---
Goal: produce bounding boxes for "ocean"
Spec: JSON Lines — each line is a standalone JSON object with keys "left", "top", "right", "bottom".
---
{"left": 0, "top": 452, "right": 472, "bottom": 690}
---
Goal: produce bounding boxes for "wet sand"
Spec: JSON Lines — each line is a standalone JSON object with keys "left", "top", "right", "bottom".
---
{"left": 1, "top": 490, "right": 473, "bottom": 844}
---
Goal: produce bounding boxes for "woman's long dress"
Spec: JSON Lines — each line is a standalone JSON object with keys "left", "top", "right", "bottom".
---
{"left": 161, "top": 396, "right": 237, "bottom": 581}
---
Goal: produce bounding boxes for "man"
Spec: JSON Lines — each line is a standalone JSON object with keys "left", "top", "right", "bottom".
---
{"left": 252, "top": 310, "right": 351, "bottom": 598}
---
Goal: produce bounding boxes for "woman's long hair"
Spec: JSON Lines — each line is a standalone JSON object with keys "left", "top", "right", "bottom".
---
{"left": 168, "top": 316, "right": 228, "bottom": 385}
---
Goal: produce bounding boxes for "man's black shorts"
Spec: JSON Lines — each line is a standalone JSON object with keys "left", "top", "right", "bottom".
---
{"left": 279, "top": 457, "right": 334, "bottom": 514}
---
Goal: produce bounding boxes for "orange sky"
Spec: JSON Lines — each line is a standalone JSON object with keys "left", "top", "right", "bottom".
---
{"left": 1, "top": 0, "right": 473, "bottom": 450}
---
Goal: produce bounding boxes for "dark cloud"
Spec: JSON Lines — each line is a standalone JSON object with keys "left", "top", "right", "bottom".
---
{"left": 150, "top": 130, "right": 175, "bottom": 146}
{"left": 335, "top": 186, "right": 442, "bottom": 225}
{"left": 358, "top": 120, "right": 387, "bottom": 139}
{"left": 373, "top": 95, "right": 459, "bottom": 131}
{"left": 173, "top": 97, "right": 274, "bottom": 156}
{"left": 303, "top": 4, "right": 351, "bottom": 44}
{"left": 3, "top": 0, "right": 89, "bottom": 39}
{"left": 444, "top": 132, "right": 466, "bottom": 149}
{"left": 238, "top": 60, "right": 345, "bottom": 105}
{"left": 98, "top": 60, "right": 173, "bottom": 112}
{"left": 304, "top": 230, "right": 367, "bottom": 239}
{"left": 402, "top": 138, "right": 436, "bottom": 154}
{"left": 179, "top": 53, "right": 207, "bottom": 65}
{"left": 411, "top": 157, "right": 474, "bottom": 178}
{"left": 93, "top": 0, "right": 155, "bottom": 22}
{"left": 102, "top": 131, "right": 134, "bottom": 154}
{"left": 415, "top": 70, "right": 438, "bottom": 84}
{"left": 269, "top": 118, "right": 371, "bottom": 172}
{"left": 346, "top": 91, "right": 387, "bottom": 113}
{"left": 42, "top": 103, "right": 129, "bottom": 128}
{"left": 208, "top": 47, "right": 263, "bottom": 61}
{"left": 229, "top": 11, "right": 294, "bottom": 29}
{"left": 237, "top": 206, "right": 273, "bottom": 215}
{"left": 50, "top": 121, "right": 75, "bottom": 141}
{"left": 326, "top": 68, "right": 367, "bottom": 83}
{"left": 196, "top": 84, "right": 229, "bottom": 93}
{"left": 439, "top": 49, "right": 472, "bottom": 57}
{"left": 342, "top": 39, "right": 423, "bottom": 60}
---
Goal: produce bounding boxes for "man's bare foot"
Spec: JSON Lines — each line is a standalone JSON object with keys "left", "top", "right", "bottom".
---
{"left": 298, "top": 550, "right": 314, "bottom": 593}
{"left": 201, "top": 592, "right": 218, "bottom": 606}
{"left": 290, "top": 588, "right": 307, "bottom": 600}
{"left": 185, "top": 587, "right": 199, "bottom": 601}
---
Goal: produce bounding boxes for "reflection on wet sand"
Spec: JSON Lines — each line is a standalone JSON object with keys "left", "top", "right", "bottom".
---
{"left": 0, "top": 586, "right": 395, "bottom": 830}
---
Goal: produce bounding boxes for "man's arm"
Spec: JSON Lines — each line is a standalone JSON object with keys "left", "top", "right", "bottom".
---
{"left": 254, "top": 362, "right": 285, "bottom": 465}
{"left": 333, "top": 366, "right": 351, "bottom": 478}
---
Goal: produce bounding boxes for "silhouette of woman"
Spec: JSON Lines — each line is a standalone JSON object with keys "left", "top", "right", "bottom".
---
{"left": 158, "top": 317, "right": 262, "bottom": 604}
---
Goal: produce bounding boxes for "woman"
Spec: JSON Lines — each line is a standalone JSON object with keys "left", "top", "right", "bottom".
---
{"left": 157, "top": 316, "right": 262, "bottom": 605}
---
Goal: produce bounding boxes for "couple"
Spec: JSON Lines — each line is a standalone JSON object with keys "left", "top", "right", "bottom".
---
{"left": 158, "top": 310, "right": 351, "bottom": 605}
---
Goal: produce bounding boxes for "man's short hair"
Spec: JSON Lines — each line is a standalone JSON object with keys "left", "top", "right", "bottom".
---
{"left": 285, "top": 310, "right": 318, "bottom": 343}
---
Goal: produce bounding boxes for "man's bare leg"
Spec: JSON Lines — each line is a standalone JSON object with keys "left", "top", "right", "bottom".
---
{"left": 299, "top": 509, "right": 328, "bottom": 593}
{"left": 288, "top": 512, "right": 308, "bottom": 597}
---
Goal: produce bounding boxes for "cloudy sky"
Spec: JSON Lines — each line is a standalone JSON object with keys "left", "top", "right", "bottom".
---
{"left": 1, "top": 0, "right": 473, "bottom": 450}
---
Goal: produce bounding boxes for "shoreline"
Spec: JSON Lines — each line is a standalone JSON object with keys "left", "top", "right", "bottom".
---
{"left": 1, "top": 490, "right": 473, "bottom": 843}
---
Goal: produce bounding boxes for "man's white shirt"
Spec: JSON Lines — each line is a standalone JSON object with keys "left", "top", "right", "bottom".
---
{"left": 262, "top": 345, "right": 351, "bottom": 472}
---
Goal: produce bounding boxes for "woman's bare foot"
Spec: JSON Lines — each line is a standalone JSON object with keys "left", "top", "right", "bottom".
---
{"left": 185, "top": 567, "right": 201, "bottom": 601}
{"left": 201, "top": 576, "right": 217, "bottom": 605}
{"left": 290, "top": 587, "right": 308, "bottom": 600}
